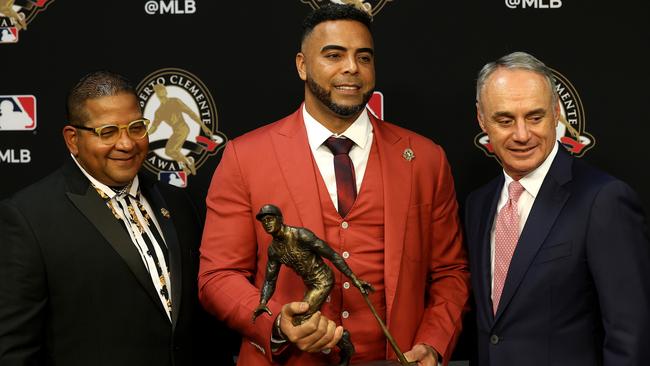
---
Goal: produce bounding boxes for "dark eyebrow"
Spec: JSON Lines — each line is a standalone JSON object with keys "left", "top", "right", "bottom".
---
{"left": 321, "top": 45, "right": 374, "bottom": 56}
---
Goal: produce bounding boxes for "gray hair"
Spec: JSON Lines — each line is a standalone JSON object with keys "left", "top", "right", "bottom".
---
{"left": 476, "top": 51, "right": 557, "bottom": 105}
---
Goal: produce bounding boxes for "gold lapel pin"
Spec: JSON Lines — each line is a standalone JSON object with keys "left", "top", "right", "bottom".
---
{"left": 403, "top": 148, "right": 415, "bottom": 162}
{"left": 161, "top": 208, "right": 171, "bottom": 219}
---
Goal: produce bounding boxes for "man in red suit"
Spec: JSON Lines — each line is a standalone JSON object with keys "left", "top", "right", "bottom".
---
{"left": 198, "top": 4, "right": 469, "bottom": 365}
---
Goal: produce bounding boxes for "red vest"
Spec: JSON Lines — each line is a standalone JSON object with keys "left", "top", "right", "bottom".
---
{"left": 314, "top": 139, "right": 387, "bottom": 363}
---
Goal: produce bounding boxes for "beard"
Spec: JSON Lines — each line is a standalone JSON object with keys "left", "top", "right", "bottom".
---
{"left": 307, "top": 77, "right": 374, "bottom": 118}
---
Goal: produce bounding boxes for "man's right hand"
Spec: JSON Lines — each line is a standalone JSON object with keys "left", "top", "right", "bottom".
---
{"left": 279, "top": 302, "right": 343, "bottom": 353}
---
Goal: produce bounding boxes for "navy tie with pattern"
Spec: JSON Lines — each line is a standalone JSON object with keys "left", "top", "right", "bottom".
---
{"left": 323, "top": 136, "right": 357, "bottom": 217}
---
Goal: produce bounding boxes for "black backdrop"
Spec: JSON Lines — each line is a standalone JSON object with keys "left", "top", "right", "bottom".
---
{"left": 2, "top": 0, "right": 649, "bottom": 363}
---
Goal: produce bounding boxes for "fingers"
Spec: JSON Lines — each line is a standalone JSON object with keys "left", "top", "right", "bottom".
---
{"left": 279, "top": 304, "right": 341, "bottom": 353}
{"left": 404, "top": 344, "right": 437, "bottom": 366}
{"left": 281, "top": 302, "right": 309, "bottom": 317}
{"left": 299, "top": 315, "right": 339, "bottom": 352}
{"left": 321, "top": 325, "right": 344, "bottom": 350}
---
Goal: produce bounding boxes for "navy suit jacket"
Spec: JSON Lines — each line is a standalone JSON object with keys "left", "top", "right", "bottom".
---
{"left": 465, "top": 147, "right": 650, "bottom": 366}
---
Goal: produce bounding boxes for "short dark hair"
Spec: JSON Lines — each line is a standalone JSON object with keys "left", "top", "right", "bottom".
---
{"left": 300, "top": 3, "right": 372, "bottom": 49}
{"left": 66, "top": 70, "right": 137, "bottom": 124}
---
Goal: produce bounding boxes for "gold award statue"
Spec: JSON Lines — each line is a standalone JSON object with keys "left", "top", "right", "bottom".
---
{"left": 252, "top": 204, "right": 414, "bottom": 366}
{"left": 148, "top": 83, "right": 213, "bottom": 175}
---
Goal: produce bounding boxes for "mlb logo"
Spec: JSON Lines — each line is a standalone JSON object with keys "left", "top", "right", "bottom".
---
{"left": 367, "top": 91, "right": 384, "bottom": 120}
{"left": 159, "top": 171, "right": 187, "bottom": 188}
{"left": 0, "top": 27, "right": 18, "bottom": 43}
{"left": 0, "top": 95, "right": 36, "bottom": 130}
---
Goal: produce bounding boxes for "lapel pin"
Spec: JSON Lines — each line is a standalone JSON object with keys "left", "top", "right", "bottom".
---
{"left": 402, "top": 148, "right": 415, "bottom": 162}
{"left": 161, "top": 208, "right": 171, "bottom": 219}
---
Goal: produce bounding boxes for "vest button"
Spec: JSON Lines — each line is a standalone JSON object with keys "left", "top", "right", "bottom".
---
{"left": 341, "top": 221, "right": 349, "bottom": 229}
{"left": 490, "top": 334, "right": 500, "bottom": 345}
{"left": 342, "top": 311, "right": 350, "bottom": 319}
{"left": 343, "top": 281, "right": 350, "bottom": 289}
{"left": 342, "top": 251, "right": 350, "bottom": 259}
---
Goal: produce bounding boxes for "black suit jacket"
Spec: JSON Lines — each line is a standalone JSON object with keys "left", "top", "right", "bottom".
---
{"left": 465, "top": 148, "right": 650, "bottom": 366}
{"left": 0, "top": 158, "right": 234, "bottom": 366}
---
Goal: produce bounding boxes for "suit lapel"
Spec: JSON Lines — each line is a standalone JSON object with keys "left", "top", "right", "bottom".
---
{"left": 63, "top": 161, "right": 169, "bottom": 319}
{"left": 370, "top": 115, "right": 412, "bottom": 317}
{"left": 142, "top": 178, "right": 183, "bottom": 329}
{"left": 270, "top": 108, "right": 325, "bottom": 238}
{"left": 494, "top": 149, "right": 572, "bottom": 321}
{"left": 475, "top": 177, "right": 503, "bottom": 324}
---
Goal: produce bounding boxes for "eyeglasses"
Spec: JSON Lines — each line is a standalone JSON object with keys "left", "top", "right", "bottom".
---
{"left": 71, "top": 119, "right": 150, "bottom": 145}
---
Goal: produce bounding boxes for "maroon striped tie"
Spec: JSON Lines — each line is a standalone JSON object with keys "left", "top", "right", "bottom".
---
{"left": 323, "top": 136, "right": 357, "bottom": 217}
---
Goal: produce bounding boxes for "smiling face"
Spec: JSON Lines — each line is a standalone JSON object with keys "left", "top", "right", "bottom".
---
{"left": 296, "top": 19, "right": 375, "bottom": 127}
{"left": 63, "top": 92, "right": 148, "bottom": 186}
{"left": 477, "top": 68, "right": 559, "bottom": 180}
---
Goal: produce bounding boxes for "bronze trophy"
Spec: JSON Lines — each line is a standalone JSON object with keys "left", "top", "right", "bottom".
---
{"left": 251, "top": 204, "right": 414, "bottom": 366}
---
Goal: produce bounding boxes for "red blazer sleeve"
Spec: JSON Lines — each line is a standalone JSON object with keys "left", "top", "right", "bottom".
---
{"left": 414, "top": 145, "right": 470, "bottom": 363}
{"left": 198, "top": 141, "right": 281, "bottom": 361}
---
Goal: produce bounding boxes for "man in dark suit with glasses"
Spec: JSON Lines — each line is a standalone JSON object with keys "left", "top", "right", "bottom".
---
{"left": 0, "top": 71, "right": 233, "bottom": 366}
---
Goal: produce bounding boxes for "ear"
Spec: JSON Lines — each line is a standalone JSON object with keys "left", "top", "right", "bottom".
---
{"left": 62, "top": 125, "right": 79, "bottom": 156}
{"left": 296, "top": 52, "right": 307, "bottom": 81}
{"left": 476, "top": 102, "right": 487, "bottom": 133}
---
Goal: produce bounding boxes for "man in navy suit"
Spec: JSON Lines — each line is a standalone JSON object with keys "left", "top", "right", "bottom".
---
{"left": 465, "top": 51, "right": 650, "bottom": 365}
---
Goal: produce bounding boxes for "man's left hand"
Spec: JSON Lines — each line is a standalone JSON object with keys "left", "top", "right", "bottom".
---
{"left": 403, "top": 344, "right": 439, "bottom": 366}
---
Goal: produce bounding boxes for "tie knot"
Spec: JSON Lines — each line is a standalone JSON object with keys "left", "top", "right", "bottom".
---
{"left": 508, "top": 180, "right": 525, "bottom": 202}
{"left": 323, "top": 136, "right": 355, "bottom": 155}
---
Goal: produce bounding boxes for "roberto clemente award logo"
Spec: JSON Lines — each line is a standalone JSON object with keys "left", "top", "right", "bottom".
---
{"left": 137, "top": 68, "right": 227, "bottom": 188}
{"left": 475, "top": 69, "right": 595, "bottom": 159}
{"left": 300, "top": 0, "right": 393, "bottom": 17}
{"left": 0, "top": 0, "right": 54, "bottom": 44}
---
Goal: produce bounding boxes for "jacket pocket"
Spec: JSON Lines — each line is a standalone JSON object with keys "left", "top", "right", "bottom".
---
{"left": 533, "top": 241, "right": 572, "bottom": 264}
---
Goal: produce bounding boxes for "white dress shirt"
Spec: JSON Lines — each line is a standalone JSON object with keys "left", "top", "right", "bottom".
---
{"left": 72, "top": 154, "right": 172, "bottom": 320}
{"left": 490, "top": 141, "right": 560, "bottom": 290}
{"left": 303, "top": 105, "right": 374, "bottom": 211}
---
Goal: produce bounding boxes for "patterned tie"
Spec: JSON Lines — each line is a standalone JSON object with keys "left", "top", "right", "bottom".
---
{"left": 323, "top": 136, "right": 357, "bottom": 217}
{"left": 492, "top": 180, "right": 525, "bottom": 314}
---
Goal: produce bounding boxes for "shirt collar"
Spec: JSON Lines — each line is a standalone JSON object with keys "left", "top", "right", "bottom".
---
{"left": 71, "top": 153, "right": 139, "bottom": 199}
{"left": 503, "top": 141, "right": 559, "bottom": 199}
{"left": 302, "top": 104, "right": 372, "bottom": 151}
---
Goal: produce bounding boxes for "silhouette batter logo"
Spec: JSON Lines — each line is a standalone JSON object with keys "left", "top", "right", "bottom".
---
{"left": 300, "top": 0, "right": 394, "bottom": 17}
{"left": 0, "top": 95, "right": 36, "bottom": 130}
{"left": 137, "top": 68, "right": 227, "bottom": 187}
{"left": 0, "top": 0, "right": 54, "bottom": 44}
{"left": 475, "top": 69, "right": 595, "bottom": 159}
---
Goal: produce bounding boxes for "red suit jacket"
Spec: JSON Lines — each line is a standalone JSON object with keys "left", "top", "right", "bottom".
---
{"left": 199, "top": 107, "right": 469, "bottom": 365}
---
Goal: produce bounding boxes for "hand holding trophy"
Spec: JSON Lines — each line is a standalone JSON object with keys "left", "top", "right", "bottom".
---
{"left": 251, "top": 204, "right": 415, "bottom": 366}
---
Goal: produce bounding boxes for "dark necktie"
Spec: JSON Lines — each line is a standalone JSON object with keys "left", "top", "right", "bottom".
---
{"left": 323, "top": 136, "right": 357, "bottom": 217}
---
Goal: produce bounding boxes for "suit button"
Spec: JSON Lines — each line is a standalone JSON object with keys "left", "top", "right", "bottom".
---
{"left": 490, "top": 335, "right": 500, "bottom": 345}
